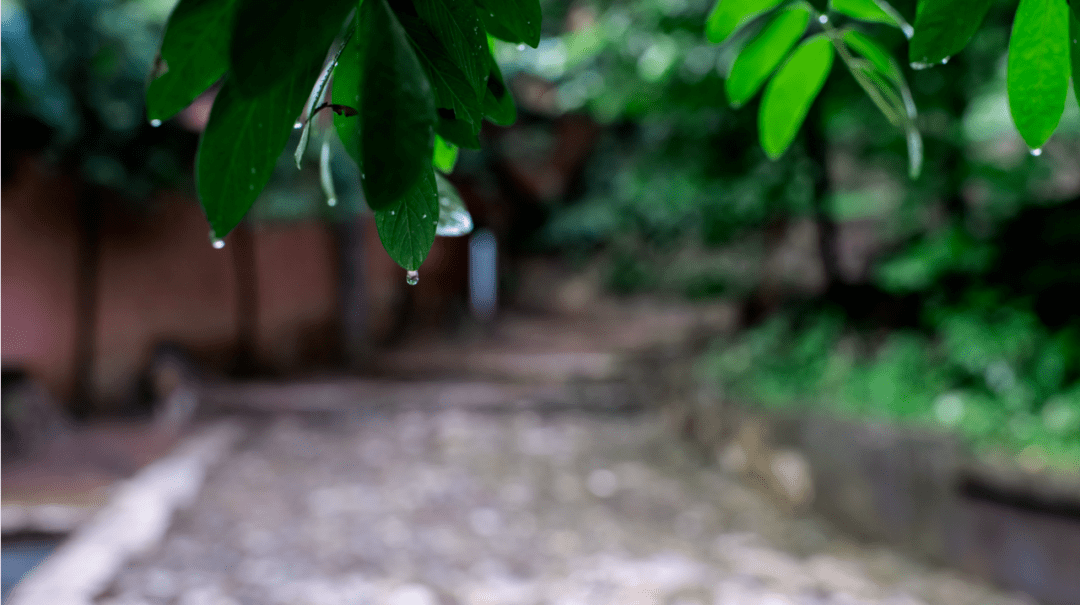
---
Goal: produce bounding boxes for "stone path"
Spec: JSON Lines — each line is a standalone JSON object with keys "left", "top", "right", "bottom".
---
{"left": 97, "top": 408, "right": 1034, "bottom": 605}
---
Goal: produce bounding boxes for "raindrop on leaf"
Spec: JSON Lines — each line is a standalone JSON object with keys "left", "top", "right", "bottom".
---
{"left": 209, "top": 230, "right": 225, "bottom": 249}
{"left": 817, "top": 14, "right": 828, "bottom": 24}
{"left": 406, "top": 270, "right": 419, "bottom": 286}
{"left": 150, "top": 119, "right": 162, "bottom": 127}
{"left": 1030, "top": 147, "right": 1043, "bottom": 157}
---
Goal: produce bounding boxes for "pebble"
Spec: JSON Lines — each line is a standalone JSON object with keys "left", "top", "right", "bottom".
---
{"left": 101, "top": 411, "right": 1032, "bottom": 605}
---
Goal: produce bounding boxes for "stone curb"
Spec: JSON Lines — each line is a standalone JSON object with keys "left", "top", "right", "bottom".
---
{"left": 8, "top": 422, "right": 246, "bottom": 605}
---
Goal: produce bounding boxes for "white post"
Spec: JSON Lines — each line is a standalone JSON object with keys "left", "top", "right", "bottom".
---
{"left": 468, "top": 229, "right": 497, "bottom": 322}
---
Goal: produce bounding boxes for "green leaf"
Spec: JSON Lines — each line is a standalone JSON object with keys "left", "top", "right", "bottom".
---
{"left": 830, "top": 0, "right": 912, "bottom": 36}
{"left": 839, "top": 30, "right": 923, "bottom": 177}
{"left": 374, "top": 168, "right": 439, "bottom": 270}
{"left": 319, "top": 137, "right": 338, "bottom": 207}
{"left": 909, "top": 0, "right": 992, "bottom": 67}
{"left": 1072, "top": 10, "right": 1080, "bottom": 111}
{"left": 196, "top": 64, "right": 321, "bottom": 237}
{"left": 759, "top": 34, "right": 833, "bottom": 159}
{"left": 725, "top": 5, "right": 811, "bottom": 108}
{"left": 358, "top": 0, "right": 436, "bottom": 210}
{"left": 433, "top": 135, "right": 459, "bottom": 173}
{"left": 296, "top": 27, "right": 354, "bottom": 169}
{"left": 229, "top": 0, "right": 353, "bottom": 97}
{"left": 146, "top": 0, "right": 236, "bottom": 123}
{"left": 841, "top": 29, "right": 901, "bottom": 82}
{"left": 477, "top": 0, "right": 542, "bottom": 47}
{"left": 483, "top": 52, "right": 516, "bottom": 126}
{"left": 436, "top": 111, "right": 481, "bottom": 148}
{"left": 399, "top": 15, "right": 483, "bottom": 142}
{"left": 1007, "top": 0, "right": 1070, "bottom": 149}
{"left": 332, "top": 31, "right": 361, "bottom": 167}
{"left": 705, "top": 0, "right": 785, "bottom": 45}
{"left": 415, "top": 0, "right": 489, "bottom": 99}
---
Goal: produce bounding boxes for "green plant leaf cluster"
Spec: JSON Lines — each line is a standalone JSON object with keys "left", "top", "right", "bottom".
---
{"left": 706, "top": 0, "right": 1080, "bottom": 171}
{"left": 907, "top": 0, "right": 1078, "bottom": 149}
{"left": 704, "top": 0, "right": 922, "bottom": 175}
{"left": 147, "top": 0, "right": 534, "bottom": 270}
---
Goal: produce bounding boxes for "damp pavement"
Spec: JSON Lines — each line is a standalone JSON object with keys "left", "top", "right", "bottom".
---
{"left": 97, "top": 408, "right": 1035, "bottom": 605}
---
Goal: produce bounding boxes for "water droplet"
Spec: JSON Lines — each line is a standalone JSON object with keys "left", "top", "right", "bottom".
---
{"left": 327, "top": 197, "right": 337, "bottom": 207}
{"left": 517, "top": 44, "right": 526, "bottom": 51}
{"left": 405, "top": 270, "right": 419, "bottom": 286}
{"left": 390, "top": 210, "right": 395, "bottom": 215}
{"left": 209, "top": 230, "right": 225, "bottom": 249}
{"left": 817, "top": 14, "right": 828, "bottom": 24}
{"left": 294, "top": 121, "right": 303, "bottom": 129}
{"left": 940, "top": 56, "right": 950, "bottom": 65}
{"left": 909, "top": 61, "right": 932, "bottom": 70}
{"left": 1030, "top": 147, "right": 1042, "bottom": 157}
{"left": 421, "top": 214, "right": 427, "bottom": 218}
{"left": 150, "top": 119, "right": 162, "bottom": 127}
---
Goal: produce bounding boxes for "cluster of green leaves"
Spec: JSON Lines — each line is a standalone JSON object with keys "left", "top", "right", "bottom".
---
{"left": 702, "top": 305, "right": 1080, "bottom": 472}
{"left": 705, "top": 0, "right": 1080, "bottom": 171}
{"left": 147, "top": 0, "right": 534, "bottom": 270}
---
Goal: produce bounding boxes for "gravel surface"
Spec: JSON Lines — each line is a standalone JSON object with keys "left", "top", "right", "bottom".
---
{"left": 99, "top": 409, "right": 1035, "bottom": 605}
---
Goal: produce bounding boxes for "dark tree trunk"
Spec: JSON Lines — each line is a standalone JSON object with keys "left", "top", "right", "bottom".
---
{"left": 805, "top": 103, "right": 843, "bottom": 292}
{"left": 70, "top": 186, "right": 101, "bottom": 419}
{"left": 334, "top": 213, "right": 370, "bottom": 369}
{"left": 230, "top": 222, "right": 259, "bottom": 375}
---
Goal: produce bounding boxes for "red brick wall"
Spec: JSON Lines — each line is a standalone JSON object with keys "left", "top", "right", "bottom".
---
{"left": 2, "top": 157, "right": 340, "bottom": 406}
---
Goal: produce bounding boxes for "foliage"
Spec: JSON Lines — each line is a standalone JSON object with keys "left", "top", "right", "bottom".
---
{"left": 2, "top": 0, "right": 193, "bottom": 197}
{"left": 707, "top": 0, "right": 1080, "bottom": 165}
{"left": 527, "top": 0, "right": 1080, "bottom": 466}
{"left": 701, "top": 304, "right": 1080, "bottom": 472}
{"left": 146, "top": 0, "right": 533, "bottom": 270}
{"left": 144, "top": 0, "right": 1078, "bottom": 270}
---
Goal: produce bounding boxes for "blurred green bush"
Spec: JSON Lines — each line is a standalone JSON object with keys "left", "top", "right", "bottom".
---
{"left": 700, "top": 301, "right": 1080, "bottom": 471}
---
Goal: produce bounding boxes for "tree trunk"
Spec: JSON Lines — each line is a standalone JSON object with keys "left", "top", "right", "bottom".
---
{"left": 230, "top": 222, "right": 259, "bottom": 375}
{"left": 334, "top": 212, "right": 370, "bottom": 369}
{"left": 70, "top": 186, "right": 101, "bottom": 419}
{"left": 805, "top": 102, "right": 842, "bottom": 292}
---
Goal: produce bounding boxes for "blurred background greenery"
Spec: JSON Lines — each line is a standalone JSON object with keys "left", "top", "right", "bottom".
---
{"left": 506, "top": 0, "right": 1080, "bottom": 471}
{"left": 3, "top": 0, "right": 1078, "bottom": 470}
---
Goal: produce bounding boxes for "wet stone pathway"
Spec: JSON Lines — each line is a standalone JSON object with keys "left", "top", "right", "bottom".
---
{"left": 99, "top": 410, "right": 1033, "bottom": 605}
